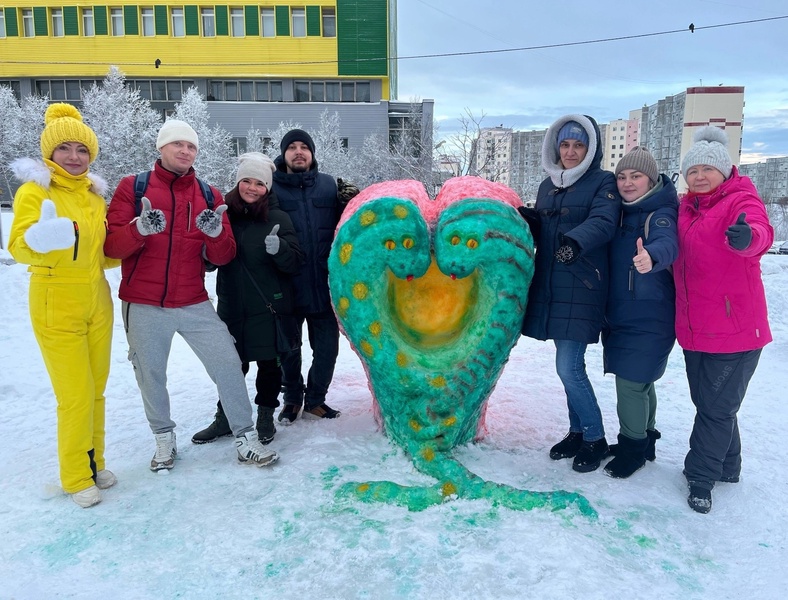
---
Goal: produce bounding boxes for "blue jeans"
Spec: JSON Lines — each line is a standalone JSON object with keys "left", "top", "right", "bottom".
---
{"left": 554, "top": 339, "right": 604, "bottom": 442}
{"left": 281, "top": 311, "right": 340, "bottom": 410}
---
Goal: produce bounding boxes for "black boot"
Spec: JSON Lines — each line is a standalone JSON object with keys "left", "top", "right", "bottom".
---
{"left": 572, "top": 438, "right": 610, "bottom": 473}
{"left": 191, "top": 403, "right": 232, "bottom": 444}
{"left": 549, "top": 431, "right": 583, "bottom": 460}
{"left": 604, "top": 434, "right": 648, "bottom": 478}
{"left": 256, "top": 407, "right": 277, "bottom": 445}
{"left": 687, "top": 484, "right": 713, "bottom": 514}
{"left": 609, "top": 428, "right": 661, "bottom": 461}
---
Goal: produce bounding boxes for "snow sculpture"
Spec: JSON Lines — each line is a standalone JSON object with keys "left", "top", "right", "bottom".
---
{"left": 329, "top": 177, "right": 594, "bottom": 515}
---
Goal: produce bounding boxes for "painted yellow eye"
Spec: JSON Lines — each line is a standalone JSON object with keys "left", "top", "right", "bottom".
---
{"left": 384, "top": 240, "right": 396, "bottom": 250}
{"left": 466, "top": 239, "right": 479, "bottom": 249}
{"left": 402, "top": 238, "right": 414, "bottom": 249}
{"left": 450, "top": 235, "right": 461, "bottom": 246}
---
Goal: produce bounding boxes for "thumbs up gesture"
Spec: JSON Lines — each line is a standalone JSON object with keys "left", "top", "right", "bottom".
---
{"left": 265, "top": 223, "right": 280, "bottom": 255}
{"left": 725, "top": 212, "right": 752, "bottom": 250}
{"left": 196, "top": 204, "right": 228, "bottom": 238}
{"left": 23, "top": 199, "right": 76, "bottom": 254}
{"left": 633, "top": 237, "right": 653, "bottom": 274}
{"left": 136, "top": 197, "right": 166, "bottom": 236}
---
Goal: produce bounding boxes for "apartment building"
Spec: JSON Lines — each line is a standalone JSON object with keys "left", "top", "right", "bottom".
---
{"left": 0, "top": 1, "right": 433, "bottom": 154}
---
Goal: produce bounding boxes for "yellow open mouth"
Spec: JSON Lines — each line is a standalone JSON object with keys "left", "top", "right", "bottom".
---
{"left": 388, "top": 258, "right": 478, "bottom": 348}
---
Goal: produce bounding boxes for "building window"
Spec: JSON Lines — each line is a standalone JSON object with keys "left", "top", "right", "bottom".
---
{"left": 22, "top": 9, "right": 35, "bottom": 37}
{"left": 140, "top": 8, "right": 154, "bottom": 36}
{"left": 208, "top": 80, "right": 282, "bottom": 102}
{"left": 82, "top": 8, "right": 94, "bottom": 36}
{"left": 292, "top": 7, "right": 305, "bottom": 37}
{"left": 128, "top": 79, "right": 195, "bottom": 101}
{"left": 322, "top": 7, "right": 335, "bottom": 37}
{"left": 35, "top": 79, "right": 100, "bottom": 101}
{"left": 231, "top": 137, "right": 247, "bottom": 156}
{"left": 171, "top": 7, "right": 184, "bottom": 37}
{"left": 0, "top": 11, "right": 5, "bottom": 38}
{"left": 110, "top": 7, "right": 124, "bottom": 36}
{"left": 201, "top": 8, "right": 215, "bottom": 37}
{"left": 293, "top": 81, "right": 372, "bottom": 103}
{"left": 260, "top": 7, "right": 274, "bottom": 37}
{"left": 0, "top": 80, "right": 22, "bottom": 100}
{"left": 51, "top": 8, "right": 64, "bottom": 37}
{"left": 230, "top": 8, "right": 243, "bottom": 36}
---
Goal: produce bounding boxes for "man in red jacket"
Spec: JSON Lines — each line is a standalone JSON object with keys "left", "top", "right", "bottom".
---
{"left": 105, "top": 119, "right": 279, "bottom": 471}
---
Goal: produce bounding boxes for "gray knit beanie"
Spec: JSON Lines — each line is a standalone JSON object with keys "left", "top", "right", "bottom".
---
{"left": 615, "top": 146, "right": 658, "bottom": 184}
{"left": 235, "top": 152, "right": 275, "bottom": 189}
{"left": 681, "top": 126, "right": 733, "bottom": 180}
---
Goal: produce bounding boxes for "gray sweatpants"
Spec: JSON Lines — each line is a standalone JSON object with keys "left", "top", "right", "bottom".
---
{"left": 122, "top": 301, "right": 253, "bottom": 437}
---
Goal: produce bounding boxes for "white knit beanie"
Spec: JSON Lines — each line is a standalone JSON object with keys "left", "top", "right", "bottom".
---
{"left": 156, "top": 119, "right": 199, "bottom": 150}
{"left": 681, "top": 126, "right": 733, "bottom": 180}
{"left": 235, "top": 152, "right": 275, "bottom": 190}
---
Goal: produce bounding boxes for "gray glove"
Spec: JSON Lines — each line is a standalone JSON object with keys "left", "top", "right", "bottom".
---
{"left": 196, "top": 204, "right": 228, "bottom": 238}
{"left": 136, "top": 197, "right": 166, "bottom": 236}
{"left": 265, "top": 224, "right": 280, "bottom": 255}
{"left": 24, "top": 199, "right": 75, "bottom": 253}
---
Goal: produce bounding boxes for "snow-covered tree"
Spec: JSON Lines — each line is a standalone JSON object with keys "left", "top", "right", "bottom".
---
{"left": 0, "top": 87, "right": 47, "bottom": 201}
{"left": 81, "top": 66, "right": 161, "bottom": 194}
{"left": 171, "top": 87, "right": 235, "bottom": 191}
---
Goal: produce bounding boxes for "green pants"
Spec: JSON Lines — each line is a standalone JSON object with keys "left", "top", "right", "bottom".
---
{"left": 615, "top": 377, "right": 657, "bottom": 440}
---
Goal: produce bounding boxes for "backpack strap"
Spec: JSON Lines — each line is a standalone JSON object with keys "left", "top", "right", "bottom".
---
{"left": 133, "top": 171, "right": 152, "bottom": 216}
{"left": 133, "top": 171, "right": 214, "bottom": 213}
{"left": 644, "top": 211, "right": 655, "bottom": 240}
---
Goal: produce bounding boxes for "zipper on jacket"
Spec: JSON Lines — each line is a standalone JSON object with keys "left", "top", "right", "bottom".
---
{"left": 725, "top": 296, "right": 731, "bottom": 318}
{"left": 628, "top": 265, "right": 635, "bottom": 297}
{"left": 72, "top": 221, "right": 80, "bottom": 261}
{"left": 187, "top": 202, "right": 192, "bottom": 232}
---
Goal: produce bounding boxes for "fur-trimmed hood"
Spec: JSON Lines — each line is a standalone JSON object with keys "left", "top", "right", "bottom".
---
{"left": 10, "top": 157, "right": 108, "bottom": 196}
{"left": 541, "top": 114, "right": 603, "bottom": 189}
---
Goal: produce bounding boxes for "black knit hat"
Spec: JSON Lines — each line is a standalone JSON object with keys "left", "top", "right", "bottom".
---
{"left": 280, "top": 129, "right": 316, "bottom": 156}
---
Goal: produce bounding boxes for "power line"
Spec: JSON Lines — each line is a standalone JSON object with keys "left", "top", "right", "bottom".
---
{"left": 3, "top": 15, "right": 786, "bottom": 68}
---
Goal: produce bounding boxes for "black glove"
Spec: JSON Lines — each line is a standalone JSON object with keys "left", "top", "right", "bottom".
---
{"left": 337, "top": 178, "right": 360, "bottom": 204}
{"left": 517, "top": 206, "right": 541, "bottom": 240}
{"left": 554, "top": 236, "right": 580, "bottom": 265}
{"left": 725, "top": 212, "right": 752, "bottom": 250}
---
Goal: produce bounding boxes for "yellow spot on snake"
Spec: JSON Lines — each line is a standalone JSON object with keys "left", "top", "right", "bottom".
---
{"left": 441, "top": 482, "right": 457, "bottom": 497}
{"left": 409, "top": 419, "right": 422, "bottom": 432}
{"left": 422, "top": 447, "right": 435, "bottom": 462}
{"left": 451, "top": 235, "right": 461, "bottom": 246}
{"left": 396, "top": 352, "right": 408, "bottom": 367}
{"left": 466, "top": 239, "right": 479, "bottom": 249}
{"left": 360, "top": 340, "right": 374, "bottom": 356}
{"left": 339, "top": 243, "right": 353, "bottom": 264}
{"left": 337, "top": 297, "right": 350, "bottom": 318}
{"left": 442, "top": 416, "right": 457, "bottom": 427}
{"left": 357, "top": 483, "right": 370, "bottom": 493}
{"left": 369, "top": 321, "right": 382, "bottom": 337}
{"left": 402, "top": 237, "right": 414, "bottom": 249}
{"left": 352, "top": 282, "right": 368, "bottom": 299}
{"left": 430, "top": 376, "right": 447, "bottom": 388}
{"left": 393, "top": 205, "right": 408, "bottom": 218}
{"left": 384, "top": 240, "right": 396, "bottom": 250}
{"left": 360, "top": 210, "right": 376, "bottom": 226}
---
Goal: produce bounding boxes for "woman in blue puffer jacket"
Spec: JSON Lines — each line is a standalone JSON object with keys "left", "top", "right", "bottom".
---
{"left": 521, "top": 114, "right": 621, "bottom": 473}
{"left": 601, "top": 147, "right": 678, "bottom": 479}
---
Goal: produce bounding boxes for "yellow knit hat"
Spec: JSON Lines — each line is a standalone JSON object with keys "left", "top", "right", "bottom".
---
{"left": 40, "top": 103, "right": 99, "bottom": 163}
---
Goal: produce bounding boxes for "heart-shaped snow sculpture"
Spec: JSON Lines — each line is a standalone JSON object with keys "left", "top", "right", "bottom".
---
{"left": 329, "top": 176, "right": 595, "bottom": 515}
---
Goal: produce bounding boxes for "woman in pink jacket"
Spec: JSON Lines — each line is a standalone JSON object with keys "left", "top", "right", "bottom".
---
{"left": 675, "top": 126, "right": 773, "bottom": 514}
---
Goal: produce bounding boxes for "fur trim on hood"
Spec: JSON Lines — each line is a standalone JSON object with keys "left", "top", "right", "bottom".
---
{"left": 541, "top": 114, "right": 600, "bottom": 189}
{"left": 10, "top": 157, "right": 107, "bottom": 196}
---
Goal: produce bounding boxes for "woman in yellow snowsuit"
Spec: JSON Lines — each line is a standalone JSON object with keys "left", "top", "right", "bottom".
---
{"left": 9, "top": 103, "right": 118, "bottom": 508}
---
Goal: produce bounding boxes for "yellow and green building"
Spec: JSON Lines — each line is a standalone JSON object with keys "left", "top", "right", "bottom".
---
{"left": 0, "top": 0, "right": 432, "bottom": 152}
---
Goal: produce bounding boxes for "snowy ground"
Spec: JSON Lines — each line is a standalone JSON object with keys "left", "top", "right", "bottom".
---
{"left": 1, "top": 209, "right": 786, "bottom": 599}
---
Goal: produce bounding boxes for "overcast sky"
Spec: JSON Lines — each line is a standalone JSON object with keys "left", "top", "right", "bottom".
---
{"left": 395, "top": 0, "right": 788, "bottom": 163}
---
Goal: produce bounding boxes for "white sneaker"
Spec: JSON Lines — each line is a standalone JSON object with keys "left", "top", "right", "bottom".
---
{"left": 151, "top": 431, "right": 177, "bottom": 471}
{"left": 95, "top": 469, "right": 117, "bottom": 489}
{"left": 72, "top": 485, "right": 102, "bottom": 508}
{"left": 235, "top": 430, "right": 279, "bottom": 467}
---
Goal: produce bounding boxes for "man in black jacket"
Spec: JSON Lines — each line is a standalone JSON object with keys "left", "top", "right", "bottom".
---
{"left": 273, "top": 129, "right": 358, "bottom": 422}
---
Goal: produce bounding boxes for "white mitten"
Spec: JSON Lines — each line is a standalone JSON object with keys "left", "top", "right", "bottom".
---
{"left": 135, "top": 197, "right": 166, "bottom": 236}
{"left": 24, "top": 199, "right": 75, "bottom": 253}
{"left": 265, "top": 224, "right": 280, "bottom": 255}
{"left": 196, "top": 204, "right": 228, "bottom": 238}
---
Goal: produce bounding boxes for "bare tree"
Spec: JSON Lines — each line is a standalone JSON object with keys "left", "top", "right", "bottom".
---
{"left": 439, "top": 109, "right": 511, "bottom": 183}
